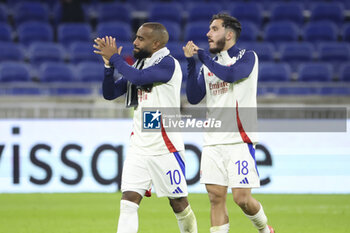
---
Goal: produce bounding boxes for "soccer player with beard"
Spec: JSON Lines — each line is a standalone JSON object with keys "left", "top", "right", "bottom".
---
{"left": 93, "top": 23, "right": 197, "bottom": 233}
{"left": 183, "top": 14, "right": 275, "bottom": 233}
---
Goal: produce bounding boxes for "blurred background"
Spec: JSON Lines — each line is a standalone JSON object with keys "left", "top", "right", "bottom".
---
{"left": 0, "top": 0, "right": 349, "bottom": 194}
{"left": 1, "top": 3, "right": 349, "bottom": 233}
{"left": 0, "top": 0, "right": 349, "bottom": 117}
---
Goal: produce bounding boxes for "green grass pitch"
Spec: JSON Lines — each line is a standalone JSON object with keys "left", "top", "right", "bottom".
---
{"left": 1, "top": 193, "right": 349, "bottom": 233}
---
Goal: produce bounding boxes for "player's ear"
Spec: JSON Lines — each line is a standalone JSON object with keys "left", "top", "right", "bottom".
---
{"left": 226, "top": 30, "right": 234, "bottom": 41}
{"left": 153, "top": 40, "right": 161, "bottom": 50}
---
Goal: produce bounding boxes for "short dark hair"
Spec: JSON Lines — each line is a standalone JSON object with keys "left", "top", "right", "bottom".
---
{"left": 210, "top": 14, "right": 242, "bottom": 41}
{"left": 142, "top": 22, "right": 169, "bottom": 46}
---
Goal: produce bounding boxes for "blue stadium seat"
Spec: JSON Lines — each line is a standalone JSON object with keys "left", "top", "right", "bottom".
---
{"left": 240, "top": 21, "right": 259, "bottom": 42}
{"left": 6, "top": 0, "right": 43, "bottom": 7}
{"left": 167, "top": 42, "right": 186, "bottom": 62}
{"left": 335, "top": 0, "right": 350, "bottom": 9}
{"left": 118, "top": 43, "right": 134, "bottom": 58}
{"left": 238, "top": 42, "right": 275, "bottom": 61}
{"left": 178, "top": 0, "right": 221, "bottom": 8}
{"left": 159, "top": 21, "right": 181, "bottom": 42}
{"left": 149, "top": 3, "right": 183, "bottom": 24}
{"left": 0, "top": 23, "right": 12, "bottom": 42}
{"left": 318, "top": 42, "right": 350, "bottom": 63}
{"left": 184, "top": 22, "right": 209, "bottom": 44}
{"left": 257, "top": 0, "right": 291, "bottom": 10}
{"left": 303, "top": 21, "right": 338, "bottom": 42}
{"left": 280, "top": 42, "right": 314, "bottom": 62}
{"left": 97, "top": 3, "right": 131, "bottom": 24}
{"left": 0, "top": 62, "right": 30, "bottom": 82}
{"left": 0, "top": 5, "right": 7, "bottom": 22}
{"left": 298, "top": 63, "right": 333, "bottom": 82}
{"left": 28, "top": 42, "right": 65, "bottom": 65}
{"left": 96, "top": 22, "right": 132, "bottom": 43}
{"left": 310, "top": 2, "right": 344, "bottom": 25}
{"left": 125, "top": 0, "right": 151, "bottom": 11}
{"left": 187, "top": 3, "right": 221, "bottom": 23}
{"left": 77, "top": 61, "right": 104, "bottom": 82}
{"left": 279, "top": 42, "right": 314, "bottom": 71}
{"left": 277, "top": 87, "right": 314, "bottom": 95}
{"left": 270, "top": 2, "right": 304, "bottom": 25}
{"left": 342, "top": 23, "right": 350, "bottom": 42}
{"left": 51, "top": 87, "right": 92, "bottom": 95}
{"left": 14, "top": 2, "right": 49, "bottom": 25}
{"left": 69, "top": 42, "right": 100, "bottom": 64}
{"left": 230, "top": 3, "right": 263, "bottom": 26}
{"left": 17, "top": 21, "right": 53, "bottom": 45}
{"left": 39, "top": 62, "right": 75, "bottom": 82}
{"left": 0, "top": 42, "right": 24, "bottom": 62}
{"left": 257, "top": 87, "right": 267, "bottom": 96}
{"left": 264, "top": 21, "right": 299, "bottom": 43}
{"left": 259, "top": 62, "right": 291, "bottom": 82}
{"left": 45, "top": 0, "right": 59, "bottom": 9}
{"left": 58, "top": 23, "right": 92, "bottom": 47}
{"left": 178, "top": 0, "right": 215, "bottom": 4}
{"left": 9, "top": 87, "right": 41, "bottom": 95}
{"left": 339, "top": 62, "right": 350, "bottom": 81}
{"left": 320, "top": 87, "right": 350, "bottom": 95}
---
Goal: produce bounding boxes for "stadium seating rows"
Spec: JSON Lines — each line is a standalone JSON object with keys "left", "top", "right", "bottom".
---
{"left": 0, "top": 0, "right": 349, "bottom": 96}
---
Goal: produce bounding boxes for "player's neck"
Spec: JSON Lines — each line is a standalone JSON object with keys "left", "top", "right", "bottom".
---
{"left": 151, "top": 46, "right": 165, "bottom": 57}
{"left": 221, "top": 41, "right": 235, "bottom": 53}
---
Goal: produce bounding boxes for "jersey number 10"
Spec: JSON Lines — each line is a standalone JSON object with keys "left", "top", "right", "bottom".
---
{"left": 166, "top": 170, "right": 181, "bottom": 185}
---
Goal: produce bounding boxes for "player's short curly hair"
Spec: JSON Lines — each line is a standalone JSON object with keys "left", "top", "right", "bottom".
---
{"left": 210, "top": 14, "right": 242, "bottom": 41}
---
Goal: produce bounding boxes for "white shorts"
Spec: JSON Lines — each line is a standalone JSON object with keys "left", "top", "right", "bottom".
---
{"left": 121, "top": 150, "right": 188, "bottom": 198}
{"left": 200, "top": 143, "right": 260, "bottom": 188}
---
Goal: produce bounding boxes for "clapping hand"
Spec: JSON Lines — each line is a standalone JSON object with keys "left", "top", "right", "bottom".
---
{"left": 183, "top": 41, "right": 199, "bottom": 58}
{"left": 93, "top": 36, "right": 123, "bottom": 65}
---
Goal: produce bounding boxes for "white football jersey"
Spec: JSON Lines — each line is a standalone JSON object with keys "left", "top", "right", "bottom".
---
{"left": 202, "top": 48, "right": 259, "bottom": 146}
{"left": 129, "top": 50, "right": 184, "bottom": 155}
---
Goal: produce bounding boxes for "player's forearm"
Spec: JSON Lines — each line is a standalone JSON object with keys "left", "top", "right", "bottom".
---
{"left": 109, "top": 54, "right": 173, "bottom": 85}
{"left": 102, "top": 67, "right": 127, "bottom": 100}
{"left": 197, "top": 50, "right": 255, "bottom": 83}
{"left": 186, "top": 57, "right": 206, "bottom": 104}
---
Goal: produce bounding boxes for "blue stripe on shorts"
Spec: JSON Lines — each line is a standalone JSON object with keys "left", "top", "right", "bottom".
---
{"left": 173, "top": 151, "right": 185, "bottom": 178}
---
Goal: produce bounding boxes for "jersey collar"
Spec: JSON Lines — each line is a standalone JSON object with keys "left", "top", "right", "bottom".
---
{"left": 216, "top": 44, "right": 240, "bottom": 60}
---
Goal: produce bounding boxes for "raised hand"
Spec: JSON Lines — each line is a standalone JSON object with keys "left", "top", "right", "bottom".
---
{"left": 183, "top": 41, "right": 199, "bottom": 58}
{"left": 93, "top": 36, "right": 123, "bottom": 64}
{"left": 98, "top": 37, "right": 109, "bottom": 65}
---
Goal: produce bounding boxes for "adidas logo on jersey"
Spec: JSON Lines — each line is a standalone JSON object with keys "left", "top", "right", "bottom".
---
{"left": 240, "top": 177, "right": 249, "bottom": 184}
{"left": 172, "top": 187, "right": 183, "bottom": 194}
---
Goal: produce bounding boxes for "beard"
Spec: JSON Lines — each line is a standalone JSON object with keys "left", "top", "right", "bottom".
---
{"left": 209, "top": 37, "right": 226, "bottom": 54}
{"left": 133, "top": 47, "right": 152, "bottom": 59}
